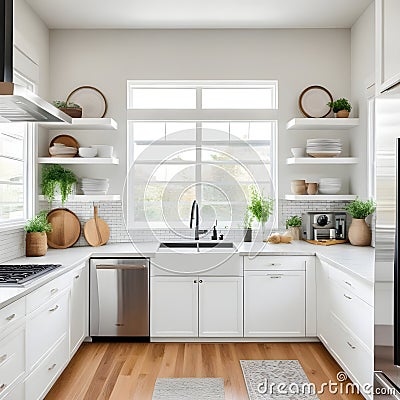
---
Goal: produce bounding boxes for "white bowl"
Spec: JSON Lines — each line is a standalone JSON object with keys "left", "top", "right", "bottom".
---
{"left": 291, "top": 147, "right": 305, "bottom": 158}
{"left": 79, "top": 147, "right": 97, "bottom": 158}
{"left": 91, "top": 145, "right": 113, "bottom": 158}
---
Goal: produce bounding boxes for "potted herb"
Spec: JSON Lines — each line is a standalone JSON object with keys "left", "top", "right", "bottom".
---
{"left": 243, "top": 209, "right": 254, "bottom": 242}
{"left": 52, "top": 100, "right": 82, "bottom": 118}
{"left": 24, "top": 211, "right": 52, "bottom": 256}
{"left": 345, "top": 198, "right": 376, "bottom": 246}
{"left": 327, "top": 98, "right": 352, "bottom": 118}
{"left": 41, "top": 164, "right": 77, "bottom": 205}
{"left": 285, "top": 215, "right": 302, "bottom": 240}
{"left": 248, "top": 186, "right": 274, "bottom": 240}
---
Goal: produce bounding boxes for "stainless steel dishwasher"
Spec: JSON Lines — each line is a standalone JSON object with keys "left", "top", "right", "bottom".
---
{"left": 89, "top": 257, "right": 149, "bottom": 340}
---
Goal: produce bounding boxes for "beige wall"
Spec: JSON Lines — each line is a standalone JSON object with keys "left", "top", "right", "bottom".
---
{"left": 48, "top": 28, "right": 353, "bottom": 203}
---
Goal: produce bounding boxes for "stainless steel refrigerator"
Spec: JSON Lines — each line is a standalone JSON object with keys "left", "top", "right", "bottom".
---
{"left": 374, "top": 96, "right": 400, "bottom": 398}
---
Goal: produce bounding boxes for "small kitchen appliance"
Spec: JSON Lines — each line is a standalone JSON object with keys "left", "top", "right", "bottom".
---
{"left": 302, "top": 211, "right": 347, "bottom": 240}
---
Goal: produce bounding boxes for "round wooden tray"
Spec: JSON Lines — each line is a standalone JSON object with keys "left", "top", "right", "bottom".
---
{"left": 298, "top": 85, "right": 333, "bottom": 118}
{"left": 47, "top": 208, "right": 81, "bottom": 249}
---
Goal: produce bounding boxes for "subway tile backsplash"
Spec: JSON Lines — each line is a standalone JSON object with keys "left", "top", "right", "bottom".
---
{"left": 0, "top": 199, "right": 356, "bottom": 263}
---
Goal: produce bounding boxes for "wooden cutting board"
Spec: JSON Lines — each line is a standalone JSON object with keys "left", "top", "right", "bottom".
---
{"left": 47, "top": 208, "right": 81, "bottom": 249}
{"left": 84, "top": 206, "right": 110, "bottom": 247}
{"left": 305, "top": 239, "right": 348, "bottom": 246}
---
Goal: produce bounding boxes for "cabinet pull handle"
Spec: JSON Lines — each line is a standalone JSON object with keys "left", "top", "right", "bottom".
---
{"left": 343, "top": 294, "right": 352, "bottom": 300}
{"left": 5, "top": 313, "right": 15, "bottom": 321}
{"left": 270, "top": 276, "right": 282, "bottom": 279}
{"left": 50, "top": 288, "right": 59, "bottom": 295}
{"left": 0, "top": 383, "right": 6, "bottom": 391}
{"left": 347, "top": 341, "right": 356, "bottom": 349}
{"left": 194, "top": 280, "right": 197, "bottom": 283}
{"left": 0, "top": 354, "right": 7, "bottom": 364}
{"left": 344, "top": 281, "right": 352, "bottom": 287}
{"left": 199, "top": 280, "right": 203, "bottom": 283}
{"left": 48, "top": 363, "right": 57, "bottom": 371}
{"left": 49, "top": 305, "right": 59, "bottom": 312}
{"left": 75, "top": 274, "right": 80, "bottom": 279}
{"left": 267, "top": 263, "right": 282, "bottom": 266}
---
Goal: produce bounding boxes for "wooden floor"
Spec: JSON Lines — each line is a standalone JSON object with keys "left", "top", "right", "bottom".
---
{"left": 46, "top": 342, "right": 364, "bottom": 400}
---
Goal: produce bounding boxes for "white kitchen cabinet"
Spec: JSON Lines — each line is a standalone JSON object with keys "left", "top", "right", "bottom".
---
{"left": 151, "top": 276, "right": 198, "bottom": 337}
{"left": 376, "top": 0, "right": 400, "bottom": 93}
{"left": 151, "top": 275, "right": 243, "bottom": 338}
{"left": 26, "top": 289, "right": 70, "bottom": 372}
{"left": 69, "top": 263, "right": 88, "bottom": 357}
{"left": 198, "top": 277, "right": 243, "bottom": 337}
{"left": 317, "top": 259, "right": 373, "bottom": 398}
{"left": 244, "top": 270, "right": 305, "bottom": 337}
{"left": 0, "top": 327, "right": 25, "bottom": 399}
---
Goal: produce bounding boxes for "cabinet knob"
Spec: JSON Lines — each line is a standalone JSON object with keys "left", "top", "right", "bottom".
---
{"left": 0, "top": 383, "right": 6, "bottom": 391}
{"left": 49, "top": 305, "right": 59, "bottom": 312}
{"left": 50, "top": 288, "right": 59, "bottom": 295}
{"left": 48, "top": 363, "right": 57, "bottom": 371}
{"left": 344, "top": 281, "right": 352, "bottom": 287}
{"left": 343, "top": 294, "right": 352, "bottom": 300}
{"left": 5, "top": 313, "right": 15, "bottom": 321}
{"left": 194, "top": 280, "right": 197, "bottom": 283}
{"left": 347, "top": 341, "right": 356, "bottom": 350}
{"left": 75, "top": 275, "right": 80, "bottom": 279}
{"left": 199, "top": 280, "right": 203, "bottom": 283}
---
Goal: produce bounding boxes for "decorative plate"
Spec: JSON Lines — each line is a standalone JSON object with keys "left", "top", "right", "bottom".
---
{"left": 299, "top": 85, "right": 333, "bottom": 118}
{"left": 67, "top": 86, "right": 107, "bottom": 118}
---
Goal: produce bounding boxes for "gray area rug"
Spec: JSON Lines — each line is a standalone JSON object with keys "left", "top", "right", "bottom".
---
{"left": 152, "top": 378, "right": 225, "bottom": 400}
{"left": 240, "top": 360, "right": 320, "bottom": 400}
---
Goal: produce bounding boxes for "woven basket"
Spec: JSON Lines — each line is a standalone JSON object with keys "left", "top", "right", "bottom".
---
{"left": 26, "top": 232, "right": 48, "bottom": 257}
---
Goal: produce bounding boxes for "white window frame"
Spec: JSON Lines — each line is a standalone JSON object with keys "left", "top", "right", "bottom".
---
{"left": 0, "top": 71, "right": 35, "bottom": 230}
{"left": 126, "top": 80, "right": 278, "bottom": 230}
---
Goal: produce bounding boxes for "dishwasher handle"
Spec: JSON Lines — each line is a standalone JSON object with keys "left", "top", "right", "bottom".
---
{"left": 96, "top": 264, "right": 147, "bottom": 270}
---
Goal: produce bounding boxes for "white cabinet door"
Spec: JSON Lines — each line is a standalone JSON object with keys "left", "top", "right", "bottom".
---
{"left": 151, "top": 277, "right": 198, "bottom": 337}
{"left": 199, "top": 277, "right": 243, "bottom": 337}
{"left": 316, "top": 260, "right": 331, "bottom": 344}
{"left": 377, "top": 0, "right": 400, "bottom": 92}
{"left": 70, "top": 264, "right": 88, "bottom": 357}
{"left": 244, "top": 271, "right": 305, "bottom": 337}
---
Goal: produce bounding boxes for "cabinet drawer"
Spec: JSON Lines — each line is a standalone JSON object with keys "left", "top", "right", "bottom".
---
{"left": 329, "top": 281, "right": 373, "bottom": 350}
{"left": 0, "top": 298, "right": 25, "bottom": 333}
{"left": 25, "top": 334, "right": 68, "bottom": 400}
{"left": 328, "top": 313, "right": 373, "bottom": 388}
{"left": 0, "top": 329, "right": 25, "bottom": 398}
{"left": 328, "top": 266, "right": 373, "bottom": 306}
{"left": 1, "top": 383, "right": 24, "bottom": 400}
{"left": 26, "top": 273, "right": 70, "bottom": 314}
{"left": 244, "top": 256, "right": 307, "bottom": 271}
{"left": 26, "top": 291, "right": 69, "bottom": 371}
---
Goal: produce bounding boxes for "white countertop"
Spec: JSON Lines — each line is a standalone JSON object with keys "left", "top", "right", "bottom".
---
{"left": 0, "top": 241, "right": 374, "bottom": 309}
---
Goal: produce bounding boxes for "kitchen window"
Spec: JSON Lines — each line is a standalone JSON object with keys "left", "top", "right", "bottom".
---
{"left": 127, "top": 81, "right": 278, "bottom": 230}
{"left": 0, "top": 72, "right": 34, "bottom": 227}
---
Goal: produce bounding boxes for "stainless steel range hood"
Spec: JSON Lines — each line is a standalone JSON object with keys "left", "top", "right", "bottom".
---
{"left": 0, "top": 0, "right": 71, "bottom": 123}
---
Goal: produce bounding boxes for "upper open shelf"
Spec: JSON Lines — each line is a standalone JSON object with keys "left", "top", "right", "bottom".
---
{"left": 39, "top": 118, "right": 118, "bottom": 130}
{"left": 286, "top": 118, "right": 360, "bottom": 130}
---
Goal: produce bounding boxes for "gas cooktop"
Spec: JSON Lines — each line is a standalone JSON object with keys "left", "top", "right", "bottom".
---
{"left": 0, "top": 264, "right": 62, "bottom": 286}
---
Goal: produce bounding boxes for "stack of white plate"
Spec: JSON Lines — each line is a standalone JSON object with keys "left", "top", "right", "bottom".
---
{"left": 80, "top": 178, "right": 109, "bottom": 195}
{"left": 49, "top": 143, "right": 77, "bottom": 157}
{"left": 306, "top": 138, "right": 342, "bottom": 158}
{"left": 319, "top": 178, "right": 342, "bottom": 194}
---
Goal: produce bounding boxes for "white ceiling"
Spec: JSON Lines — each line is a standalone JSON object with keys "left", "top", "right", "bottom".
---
{"left": 26, "top": 0, "right": 373, "bottom": 29}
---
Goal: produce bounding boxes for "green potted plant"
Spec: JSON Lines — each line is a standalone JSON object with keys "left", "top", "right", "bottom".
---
{"left": 52, "top": 100, "right": 82, "bottom": 118}
{"left": 24, "top": 211, "right": 52, "bottom": 256}
{"left": 345, "top": 198, "right": 376, "bottom": 246}
{"left": 327, "top": 98, "right": 352, "bottom": 118}
{"left": 41, "top": 164, "right": 77, "bottom": 205}
{"left": 248, "top": 186, "right": 274, "bottom": 240}
{"left": 285, "top": 215, "right": 302, "bottom": 240}
{"left": 243, "top": 209, "right": 254, "bottom": 242}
